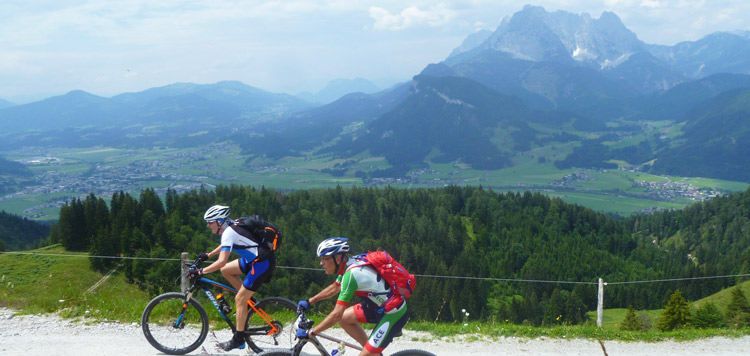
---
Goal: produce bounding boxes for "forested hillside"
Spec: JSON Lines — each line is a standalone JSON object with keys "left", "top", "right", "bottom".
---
{"left": 0, "top": 211, "right": 50, "bottom": 251}
{"left": 47, "top": 185, "right": 750, "bottom": 325}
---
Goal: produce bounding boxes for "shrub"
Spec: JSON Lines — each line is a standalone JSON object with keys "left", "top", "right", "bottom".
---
{"left": 691, "top": 302, "right": 726, "bottom": 328}
{"left": 638, "top": 311, "right": 652, "bottom": 331}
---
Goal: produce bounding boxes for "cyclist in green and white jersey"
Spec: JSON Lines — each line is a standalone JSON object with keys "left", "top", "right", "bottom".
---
{"left": 297, "top": 238, "right": 409, "bottom": 356}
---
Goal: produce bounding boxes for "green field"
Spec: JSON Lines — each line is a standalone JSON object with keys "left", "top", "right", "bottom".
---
{"left": 1, "top": 142, "right": 748, "bottom": 220}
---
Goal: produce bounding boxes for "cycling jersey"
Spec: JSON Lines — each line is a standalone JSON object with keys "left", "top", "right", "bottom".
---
{"left": 335, "top": 258, "right": 409, "bottom": 353}
{"left": 336, "top": 259, "right": 393, "bottom": 307}
{"left": 220, "top": 225, "right": 259, "bottom": 262}
{"left": 221, "top": 225, "right": 274, "bottom": 290}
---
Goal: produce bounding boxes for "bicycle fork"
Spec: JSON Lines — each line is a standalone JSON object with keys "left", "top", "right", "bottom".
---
{"left": 173, "top": 291, "right": 197, "bottom": 329}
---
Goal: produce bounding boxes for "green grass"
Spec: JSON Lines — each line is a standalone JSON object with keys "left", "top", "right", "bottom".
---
{"left": 0, "top": 245, "right": 151, "bottom": 321}
{"left": 582, "top": 281, "right": 750, "bottom": 334}
{"left": 693, "top": 281, "right": 750, "bottom": 311}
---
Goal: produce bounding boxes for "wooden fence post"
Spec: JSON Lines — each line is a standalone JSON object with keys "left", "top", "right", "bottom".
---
{"left": 597, "top": 278, "right": 604, "bottom": 327}
{"left": 181, "top": 252, "right": 189, "bottom": 293}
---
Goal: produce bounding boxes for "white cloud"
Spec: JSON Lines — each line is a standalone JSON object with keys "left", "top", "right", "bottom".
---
{"left": 640, "top": 0, "right": 659, "bottom": 8}
{"left": 369, "top": 5, "right": 455, "bottom": 30}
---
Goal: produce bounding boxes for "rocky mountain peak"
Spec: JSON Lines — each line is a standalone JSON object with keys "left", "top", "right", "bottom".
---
{"left": 468, "top": 6, "right": 644, "bottom": 66}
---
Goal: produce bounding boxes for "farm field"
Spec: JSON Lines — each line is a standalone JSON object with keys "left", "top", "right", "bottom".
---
{"left": 1, "top": 142, "right": 747, "bottom": 220}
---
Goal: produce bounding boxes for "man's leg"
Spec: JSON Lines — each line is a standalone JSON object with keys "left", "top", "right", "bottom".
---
{"left": 220, "top": 260, "right": 243, "bottom": 290}
{"left": 341, "top": 306, "right": 369, "bottom": 346}
{"left": 235, "top": 286, "right": 256, "bottom": 333}
{"left": 218, "top": 285, "right": 255, "bottom": 351}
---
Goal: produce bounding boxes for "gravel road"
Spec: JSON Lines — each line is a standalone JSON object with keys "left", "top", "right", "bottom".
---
{"left": 2, "top": 308, "right": 749, "bottom": 356}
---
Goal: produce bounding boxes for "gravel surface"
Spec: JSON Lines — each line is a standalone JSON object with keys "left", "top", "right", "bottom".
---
{"left": 2, "top": 308, "right": 749, "bottom": 356}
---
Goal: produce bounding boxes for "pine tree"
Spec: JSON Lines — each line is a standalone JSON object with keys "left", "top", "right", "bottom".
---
{"left": 657, "top": 290, "right": 691, "bottom": 331}
{"left": 621, "top": 306, "right": 640, "bottom": 331}
{"left": 725, "top": 287, "right": 750, "bottom": 329}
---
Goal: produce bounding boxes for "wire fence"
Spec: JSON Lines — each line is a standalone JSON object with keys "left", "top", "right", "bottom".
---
{"left": 2, "top": 251, "right": 748, "bottom": 285}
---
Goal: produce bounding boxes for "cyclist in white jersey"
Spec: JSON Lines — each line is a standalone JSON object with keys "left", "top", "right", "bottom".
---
{"left": 296, "top": 238, "right": 409, "bottom": 356}
{"left": 190, "top": 205, "right": 276, "bottom": 351}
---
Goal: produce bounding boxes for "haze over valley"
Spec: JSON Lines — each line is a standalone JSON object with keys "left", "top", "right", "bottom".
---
{"left": 2, "top": 5, "right": 750, "bottom": 220}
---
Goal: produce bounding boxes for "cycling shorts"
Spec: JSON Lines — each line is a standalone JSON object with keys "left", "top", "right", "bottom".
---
{"left": 238, "top": 257, "right": 275, "bottom": 291}
{"left": 353, "top": 300, "right": 409, "bottom": 354}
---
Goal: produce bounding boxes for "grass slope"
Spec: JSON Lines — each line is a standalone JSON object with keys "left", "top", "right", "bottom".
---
{"left": 587, "top": 280, "right": 750, "bottom": 331}
{"left": 0, "top": 245, "right": 151, "bottom": 321}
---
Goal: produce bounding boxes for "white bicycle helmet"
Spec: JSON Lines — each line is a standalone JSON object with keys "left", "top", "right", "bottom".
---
{"left": 317, "top": 237, "right": 350, "bottom": 256}
{"left": 203, "top": 205, "right": 230, "bottom": 223}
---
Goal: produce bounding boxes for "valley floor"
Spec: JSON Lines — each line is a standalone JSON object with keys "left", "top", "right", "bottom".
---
{"left": 2, "top": 308, "right": 748, "bottom": 356}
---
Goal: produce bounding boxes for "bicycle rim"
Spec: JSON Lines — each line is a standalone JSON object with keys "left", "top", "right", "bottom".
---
{"left": 141, "top": 292, "right": 209, "bottom": 355}
{"left": 245, "top": 297, "right": 297, "bottom": 352}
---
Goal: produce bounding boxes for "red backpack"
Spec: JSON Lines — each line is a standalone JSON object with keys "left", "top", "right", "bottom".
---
{"left": 352, "top": 251, "right": 416, "bottom": 312}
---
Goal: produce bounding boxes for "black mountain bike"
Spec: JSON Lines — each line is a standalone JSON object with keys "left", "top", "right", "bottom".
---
{"left": 141, "top": 256, "right": 297, "bottom": 355}
{"left": 257, "top": 309, "right": 435, "bottom": 356}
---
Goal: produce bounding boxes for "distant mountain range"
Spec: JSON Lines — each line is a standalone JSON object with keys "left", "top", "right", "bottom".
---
{"left": 3, "top": 5, "right": 750, "bottom": 182}
{"left": 0, "top": 98, "right": 14, "bottom": 110}
{"left": 296, "top": 78, "right": 381, "bottom": 104}
{"left": 0, "top": 81, "right": 311, "bottom": 149}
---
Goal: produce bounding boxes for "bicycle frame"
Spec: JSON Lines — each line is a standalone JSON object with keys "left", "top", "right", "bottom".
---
{"left": 306, "top": 332, "right": 363, "bottom": 355}
{"left": 293, "top": 309, "right": 363, "bottom": 356}
{"left": 184, "top": 275, "right": 282, "bottom": 353}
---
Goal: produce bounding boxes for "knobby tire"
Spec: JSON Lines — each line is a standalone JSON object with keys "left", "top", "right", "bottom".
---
{"left": 141, "top": 292, "right": 209, "bottom": 355}
{"left": 390, "top": 350, "right": 437, "bottom": 356}
{"left": 256, "top": 351, "right": 293, "bottom": 356}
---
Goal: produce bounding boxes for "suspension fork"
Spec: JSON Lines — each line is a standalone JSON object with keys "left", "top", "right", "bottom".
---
{"left": 174, "top": 290, "right": 196, "bottom": 328}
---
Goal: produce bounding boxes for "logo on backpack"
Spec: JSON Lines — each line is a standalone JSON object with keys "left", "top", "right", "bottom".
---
{"left": 232, "top": 215, "right": 282, "bottom": 260}
{"left": 352, "top": 251, "right": 416, "bottom": 312}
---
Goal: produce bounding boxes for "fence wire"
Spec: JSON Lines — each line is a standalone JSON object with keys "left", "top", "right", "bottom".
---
{"left": 3, "top": 251, "right": 749, "bottom": 285}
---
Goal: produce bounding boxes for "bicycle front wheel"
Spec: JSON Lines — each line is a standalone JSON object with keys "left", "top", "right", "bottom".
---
{"left": 391, "top": 350, "right": 437, "bottom": 356}
{"left": 141, "top": 292, "right": 209, "bottom": 355}
{"left": 256, "top": 351, "right": 293, "bottom": 356}
{"left": 245, "top": 297, "right": 297, "bottom": 352}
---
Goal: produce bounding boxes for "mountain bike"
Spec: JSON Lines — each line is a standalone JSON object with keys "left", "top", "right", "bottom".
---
{"left": 141, "top": 256, "right": 297, "bottom": 355}
{"left": 257, "top": 309, "right": 435, "bottom": 356}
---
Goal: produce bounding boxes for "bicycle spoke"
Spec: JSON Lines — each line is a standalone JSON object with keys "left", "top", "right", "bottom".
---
{"left": 246, "top": 297, "right": 297, "bottom": 352}
{"left": 142, "top": 292, "right": 208, "bottom": 355}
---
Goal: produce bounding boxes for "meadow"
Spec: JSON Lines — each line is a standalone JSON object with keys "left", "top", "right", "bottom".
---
{"left": 1, "top": 141, "right": 747, "bottom": 220}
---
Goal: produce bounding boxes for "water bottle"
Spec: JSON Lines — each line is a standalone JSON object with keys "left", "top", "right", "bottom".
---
{"left": 217, "top": 293, "right": 232, "bottom": 314}
{"left": 331, "top": 341, "right": 346, "bottom": 355}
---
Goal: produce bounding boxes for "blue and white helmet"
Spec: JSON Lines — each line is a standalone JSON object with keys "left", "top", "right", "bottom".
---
{"left": 203, "top": 205, "right": 230, "bottom": 223}
{"left": 317, "top": 237, "right": 350, "bottom": 256}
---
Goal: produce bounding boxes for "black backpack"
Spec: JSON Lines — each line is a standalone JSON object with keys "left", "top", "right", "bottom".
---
{"left": 232, "top": 215, "right": 282, "bottom": 261}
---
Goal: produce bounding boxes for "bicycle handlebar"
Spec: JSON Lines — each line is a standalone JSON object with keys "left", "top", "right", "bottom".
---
{"left": 296, "top": 308, "right": 315, "bottom": 331}
{"left": 185, "top": 255, "right": 208, "bottom": 269}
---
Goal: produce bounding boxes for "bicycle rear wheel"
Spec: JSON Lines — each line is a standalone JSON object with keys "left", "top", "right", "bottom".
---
{"left": 141, "top": 292, "right": 209, "bottom": 355}
{"left": 245, "top": 297, "right": 297, "bottom": 352}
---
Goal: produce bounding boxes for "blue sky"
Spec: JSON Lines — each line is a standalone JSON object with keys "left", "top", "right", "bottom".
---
{"left": 2, "top": 1, "right": 749, "bottom": 103}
